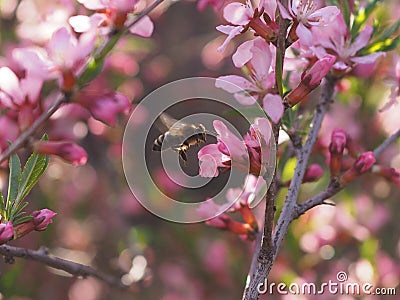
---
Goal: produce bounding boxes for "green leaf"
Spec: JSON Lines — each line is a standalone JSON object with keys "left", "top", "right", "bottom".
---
{"left": 15, "top": 152, "right": 49, "bottom": 205}
{"left": 351, "top": 0, "right": 383, "bottom": 37}
{"left": 78, "top": 57, "right": 105, "bottom": 87}
{"left": 13, "top": 215, "right": 33, "bottom": 226}
{"left": 0, "top": 191, "right": 5, "bottom": 220}
{"left": 7, "top": 152, "right": 21, "bottom": 204}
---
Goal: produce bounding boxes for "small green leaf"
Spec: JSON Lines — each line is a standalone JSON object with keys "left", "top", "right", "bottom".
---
{"left": 0, "top": 191, "right": 5, "bottom": 220}
{"left": 15, "top": 152, "right": 49, "bottom": 205}
{"left": 351, "top": 0, "right": 383, "bottom": 37}
{"left": 7, "top": 152, "right": 21, "bottom": 204}
{"left": 78, "top": 57, "right": 105, "bottom": 87}
{"left": 13, "top": 215, "right": 33, "bottom": 226}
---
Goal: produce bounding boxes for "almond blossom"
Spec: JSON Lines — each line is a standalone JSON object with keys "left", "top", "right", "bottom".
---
{"left": 216, "top": 38, "right": 284, "bottom": 123}
{"left": 278, "top": 0, "right": 340, "bottom": 45}
{"left": 70, "top": 0, "right": 154, "bottom": 37}
{"left": 198, "top": 118, "right": 272, "bottom": 177}
{"left": 13, "top": 27, "right": 96, "bottom": 92}
{"left": 0, "top": 67, "right": 43, "bottom": 130}
{"left": 216, "top": 0, "right": 278, "bottom": 52}
{"left": 310, "top": 14, "right": 385, "bottom": 72}
{"left": 33, "top": 141, "right": 88, "bottom": 166}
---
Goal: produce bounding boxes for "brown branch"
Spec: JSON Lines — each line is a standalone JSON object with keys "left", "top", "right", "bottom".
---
{"left": 294, "top": 127, "right": 400, "bottom": 218}
{"left": 373, "top": 128, "right": 400, "bottom": 158}
{"left": 125, "top": 0, "right": 165, "bottom": 30}
{"left": 0, "top": 244, "right": 125, "bottom": 287}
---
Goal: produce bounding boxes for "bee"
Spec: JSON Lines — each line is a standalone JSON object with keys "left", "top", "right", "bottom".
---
{"left": 152, "top": 113, "right": 206, "bottom": 163}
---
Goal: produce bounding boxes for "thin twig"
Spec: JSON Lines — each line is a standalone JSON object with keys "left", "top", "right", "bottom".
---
{"left": 125, "top": 0, "right": 165, "bottom": 29}
{"left": 0, "top": 244, "right": 125, "bottom": 287}
{"left": 373, "top": 129, "right": 400, "bottom": 158}
{"left": 294, "top": 127, "right": 400, "bottom": 217}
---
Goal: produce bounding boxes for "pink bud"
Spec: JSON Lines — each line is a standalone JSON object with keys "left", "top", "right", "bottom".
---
{"left": 329, "top": 129, "right": 347, "bottom": 177}
{"left": 307, "top": 55, "right": 336, "bottom": 86}
{"left": 0, "top": 222, "right": 14, "bottom": 245}
{"left": 32, "top": 209, "right": 57, "bottom": 231}
{"left": 33, "top": 141, "right": 88, "bottom": 166}
{"left": 341, "top": 151, "right": 376, "bottom": 185}
{"left": 373, "top": 166, "right": 400, "bottom": 187}
{"left": 286, "top": 55, "right": 336, "bottom": 106}
{"left": 354, "top": 151, "right": 376, "bottom": 173}
{"left": 303, "top": 164, "right": 324, "bottom": 182}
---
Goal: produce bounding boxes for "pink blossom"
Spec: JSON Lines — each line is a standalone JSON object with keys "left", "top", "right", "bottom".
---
{"left": 0, "top": 115, "right": 19, "bottom": 152}
{"left": 0, "top": 67, "right": 43, "bottom": 130}
{"left": 77, "top": 91, "right": 130, "bottom": 126}
{"left": 278, "top": 0, "right": 340, "bottom": 45}
{"left": 216, "top": 38, "right": 284, "bottom": 123}
{"left": 13, "top": 27, "right": 96, "bottom": 91}
{"left": 310, "top": 14, "right": 385, "bottom": 71}
{"left": 216, "top": 0, "right": 278, "bottom": 52}
{"left": 32, "top": 209, "right": 57, "bottom": 231}
{"left": 33, "top": 141, "right": 88, "bottom": 166}
{"left": 198, "top": 118, "right": 272, "bottom": 177}
{"left": 226, "top": 175, "right": 266, "bottom": 210}
{"left": 72, "top": 0, "right": 154, "bottom": 37}
{"left": 0, "top": 222, "right": 13, "bottom": 245}
{"left": 286, "top": 54, "right": 336, "bottom": 106}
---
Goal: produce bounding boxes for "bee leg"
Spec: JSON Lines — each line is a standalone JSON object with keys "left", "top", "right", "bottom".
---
{"left": 179, "top": 149, "right": 188, "bottom": 165}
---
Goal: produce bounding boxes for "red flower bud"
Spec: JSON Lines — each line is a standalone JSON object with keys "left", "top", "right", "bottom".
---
{"left": 32, "top": 209, "right": 57, "bottom": 231}
{"left": 0, "top": 222, "right": 13, "bottom": 245}
{"left": 341, "top": 151, "right": 376, "bottom": 185}
{"left": 329, "top": 129, "right": 347, "bottom": 177}
{"left": 372, "top": 166, "right": 400, "bottom": 187}
{"left": 303, "top": 164, "right": 324, "bottom": 183}
{"left": 33, "top": 141, "right": 87, "bottom": 166}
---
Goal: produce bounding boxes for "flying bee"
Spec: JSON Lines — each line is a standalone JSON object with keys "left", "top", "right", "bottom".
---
{"left": 152, "top": 113, "right": 206, "bottom": 164}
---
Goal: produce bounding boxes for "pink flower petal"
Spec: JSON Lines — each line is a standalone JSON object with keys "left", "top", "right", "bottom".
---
{"left": 232, "top": 40, "right": 254, "bottom": 68}
{"left": 69, "top": 15, "right": 92, "bottom": 33}
{"left": 234, "top": 93, "right": 257, "bottom": 105}
{"left": 277, "top": 1, "right": 292, "bottom": 20}
{"left": 223, "top": 2, "right": 252, "bottom": 25}
{"left": 129, "top": 16, "right": 154, "bottom": 37}
{"left": 0, "top": 67, "right": 22, "bottom": 103}
{"left": 351, "top": 52, "right": 385, "bottom": 65}
{"left": 296, "top": 23, "right": 314, "bottom": 46}
{"left": 351, "top": 26, "right": 373, "bottom": 53}
{"left": 308, "top": 6, "right": 340, "bottom": 26}
{"left": 216, "top": 25, "right": 243, "bottom": 52}
{"left": 262, "top": 94, "right": 283, "bottom": 123}
{"left": 216, "top": 75, "right": 259, "bottom": 93}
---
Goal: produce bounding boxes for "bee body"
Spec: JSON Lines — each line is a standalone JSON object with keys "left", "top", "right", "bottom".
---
{"left": 152, "top": 114, "right": 206, "bottom": 163}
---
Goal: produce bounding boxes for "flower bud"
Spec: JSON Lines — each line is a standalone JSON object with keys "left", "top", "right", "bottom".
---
{"left": 286, "top": 55, "right": 336, "bottom": 106}
{"left": 372, "top": 166, "right": 400, "bottom": 187}
{"left": 329, "top": 129, "right": 347, "bottom": 177}
{"left": 32, "top": 209, "right": 57, "bottom": 231}
{"left": 303, "top": 164, "right": 324, "bottom": 183}
{"left": 0, "top": 222, "right": 13, "bottom": 245}
{"left": 33, "top": 141, "right": 88, "bottom": 166}
{"left": 340, "top": 151, "right": 376, "bottom": 185}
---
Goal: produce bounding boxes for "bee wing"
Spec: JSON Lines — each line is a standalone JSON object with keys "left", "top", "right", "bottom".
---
{"left": 157, "top": 113, "right": 179, "bottom": 130}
